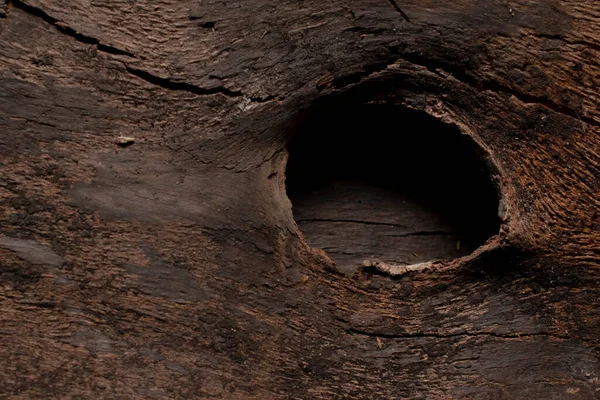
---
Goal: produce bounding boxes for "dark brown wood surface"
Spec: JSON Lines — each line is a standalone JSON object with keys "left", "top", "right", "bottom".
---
{"left": 1, "top": 0, "right": 599, "bottom": 398}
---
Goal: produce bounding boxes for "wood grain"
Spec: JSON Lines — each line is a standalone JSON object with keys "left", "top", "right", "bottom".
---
{"left": 1, "top": 0, "right": 599, "bottom": 398}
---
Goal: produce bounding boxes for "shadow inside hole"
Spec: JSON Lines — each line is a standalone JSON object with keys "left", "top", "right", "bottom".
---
{"left": 286, "top": 103, "right": 500, "bottom": 274}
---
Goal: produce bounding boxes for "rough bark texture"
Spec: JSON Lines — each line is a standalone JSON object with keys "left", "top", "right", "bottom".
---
{"left": 1, "top": 0, "right": 599, "bottom": 399}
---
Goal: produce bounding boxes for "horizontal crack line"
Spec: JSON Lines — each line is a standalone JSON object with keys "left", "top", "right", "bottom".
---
{"left": 346, "top": 54, "right": 599, "bottom": 129}
{"left": 122, "top": 64, "right": 276, "bottom": 102}
{"left": 398, "top": 54, "right": 600, "bottom": 128}
{"left": 9, "top": 0, "right": 134, "bottom": 57}
{"left": 295, "top": 218, "right": 456, "bottom": 237}
{"left": 347, "top": 327, "right": 571, "bottom": 341}
{"left": 295, "top": 218, "right": 409, "bottom": 228}
{"left": 13, "top": 0, "right": 595, "bottom": 125}
{"left": 9, "top": 0, "right": 277, "bottom": 103}
{"left": 385, "top": 0, "right": 411, "bottom": 23}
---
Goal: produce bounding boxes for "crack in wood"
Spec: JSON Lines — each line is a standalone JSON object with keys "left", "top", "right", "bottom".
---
{"left": 8, "top": 0, "right": 278, "bottom": 104}
{"left": 9, "top": 0, "right": 134, "bottom": 57}
{"left": 296, "top": 218, "right": 410, "bottom": 229}
{"left": 384, "top": 0, "right": 411, "bottom": 23}
{"left": 347, "top": 327, "right": 571, "bottom": 341}
{"left": 122, "top": 64, "right": 277, "bottom": 103}
{"left": 297, "top": 219, "right": 458, "bottom": 237}
{"left": 398, "top": 54, "right": 600, "bottom": 128}
{"left": 348, "top": 54, "right": 600, "bottom": 128}
{"left": 360, "top": 259, "right": 434, "bottom": 276}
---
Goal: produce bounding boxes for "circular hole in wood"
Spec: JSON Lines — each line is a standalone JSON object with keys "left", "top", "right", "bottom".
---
{"left": 285, "top": 103, "right": 501, "bottom": 274}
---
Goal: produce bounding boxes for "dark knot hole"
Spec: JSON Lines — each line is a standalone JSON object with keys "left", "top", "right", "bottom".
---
{"left": 285, "top": 103, "right": 500, "bottom": 273}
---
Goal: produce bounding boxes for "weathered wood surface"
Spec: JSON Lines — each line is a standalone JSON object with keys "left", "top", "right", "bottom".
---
{"left": 1, "top": 0, "right": 599, "bottom": 398}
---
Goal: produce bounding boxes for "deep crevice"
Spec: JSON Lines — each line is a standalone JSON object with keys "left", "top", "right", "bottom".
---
{"left": 9, "top": 0, "right": 135, "bottom": 57}
{"left": 123, "top": 65, "right": 277, "bottom": 103}
{"left": 385, "top": 0, "right": 411, "bottom": 23}
{"left": 9, "top": 0, "right": 277, "bottom": 103}
{"left": 286, "top": 103, "right": 500, "bottom": 273}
